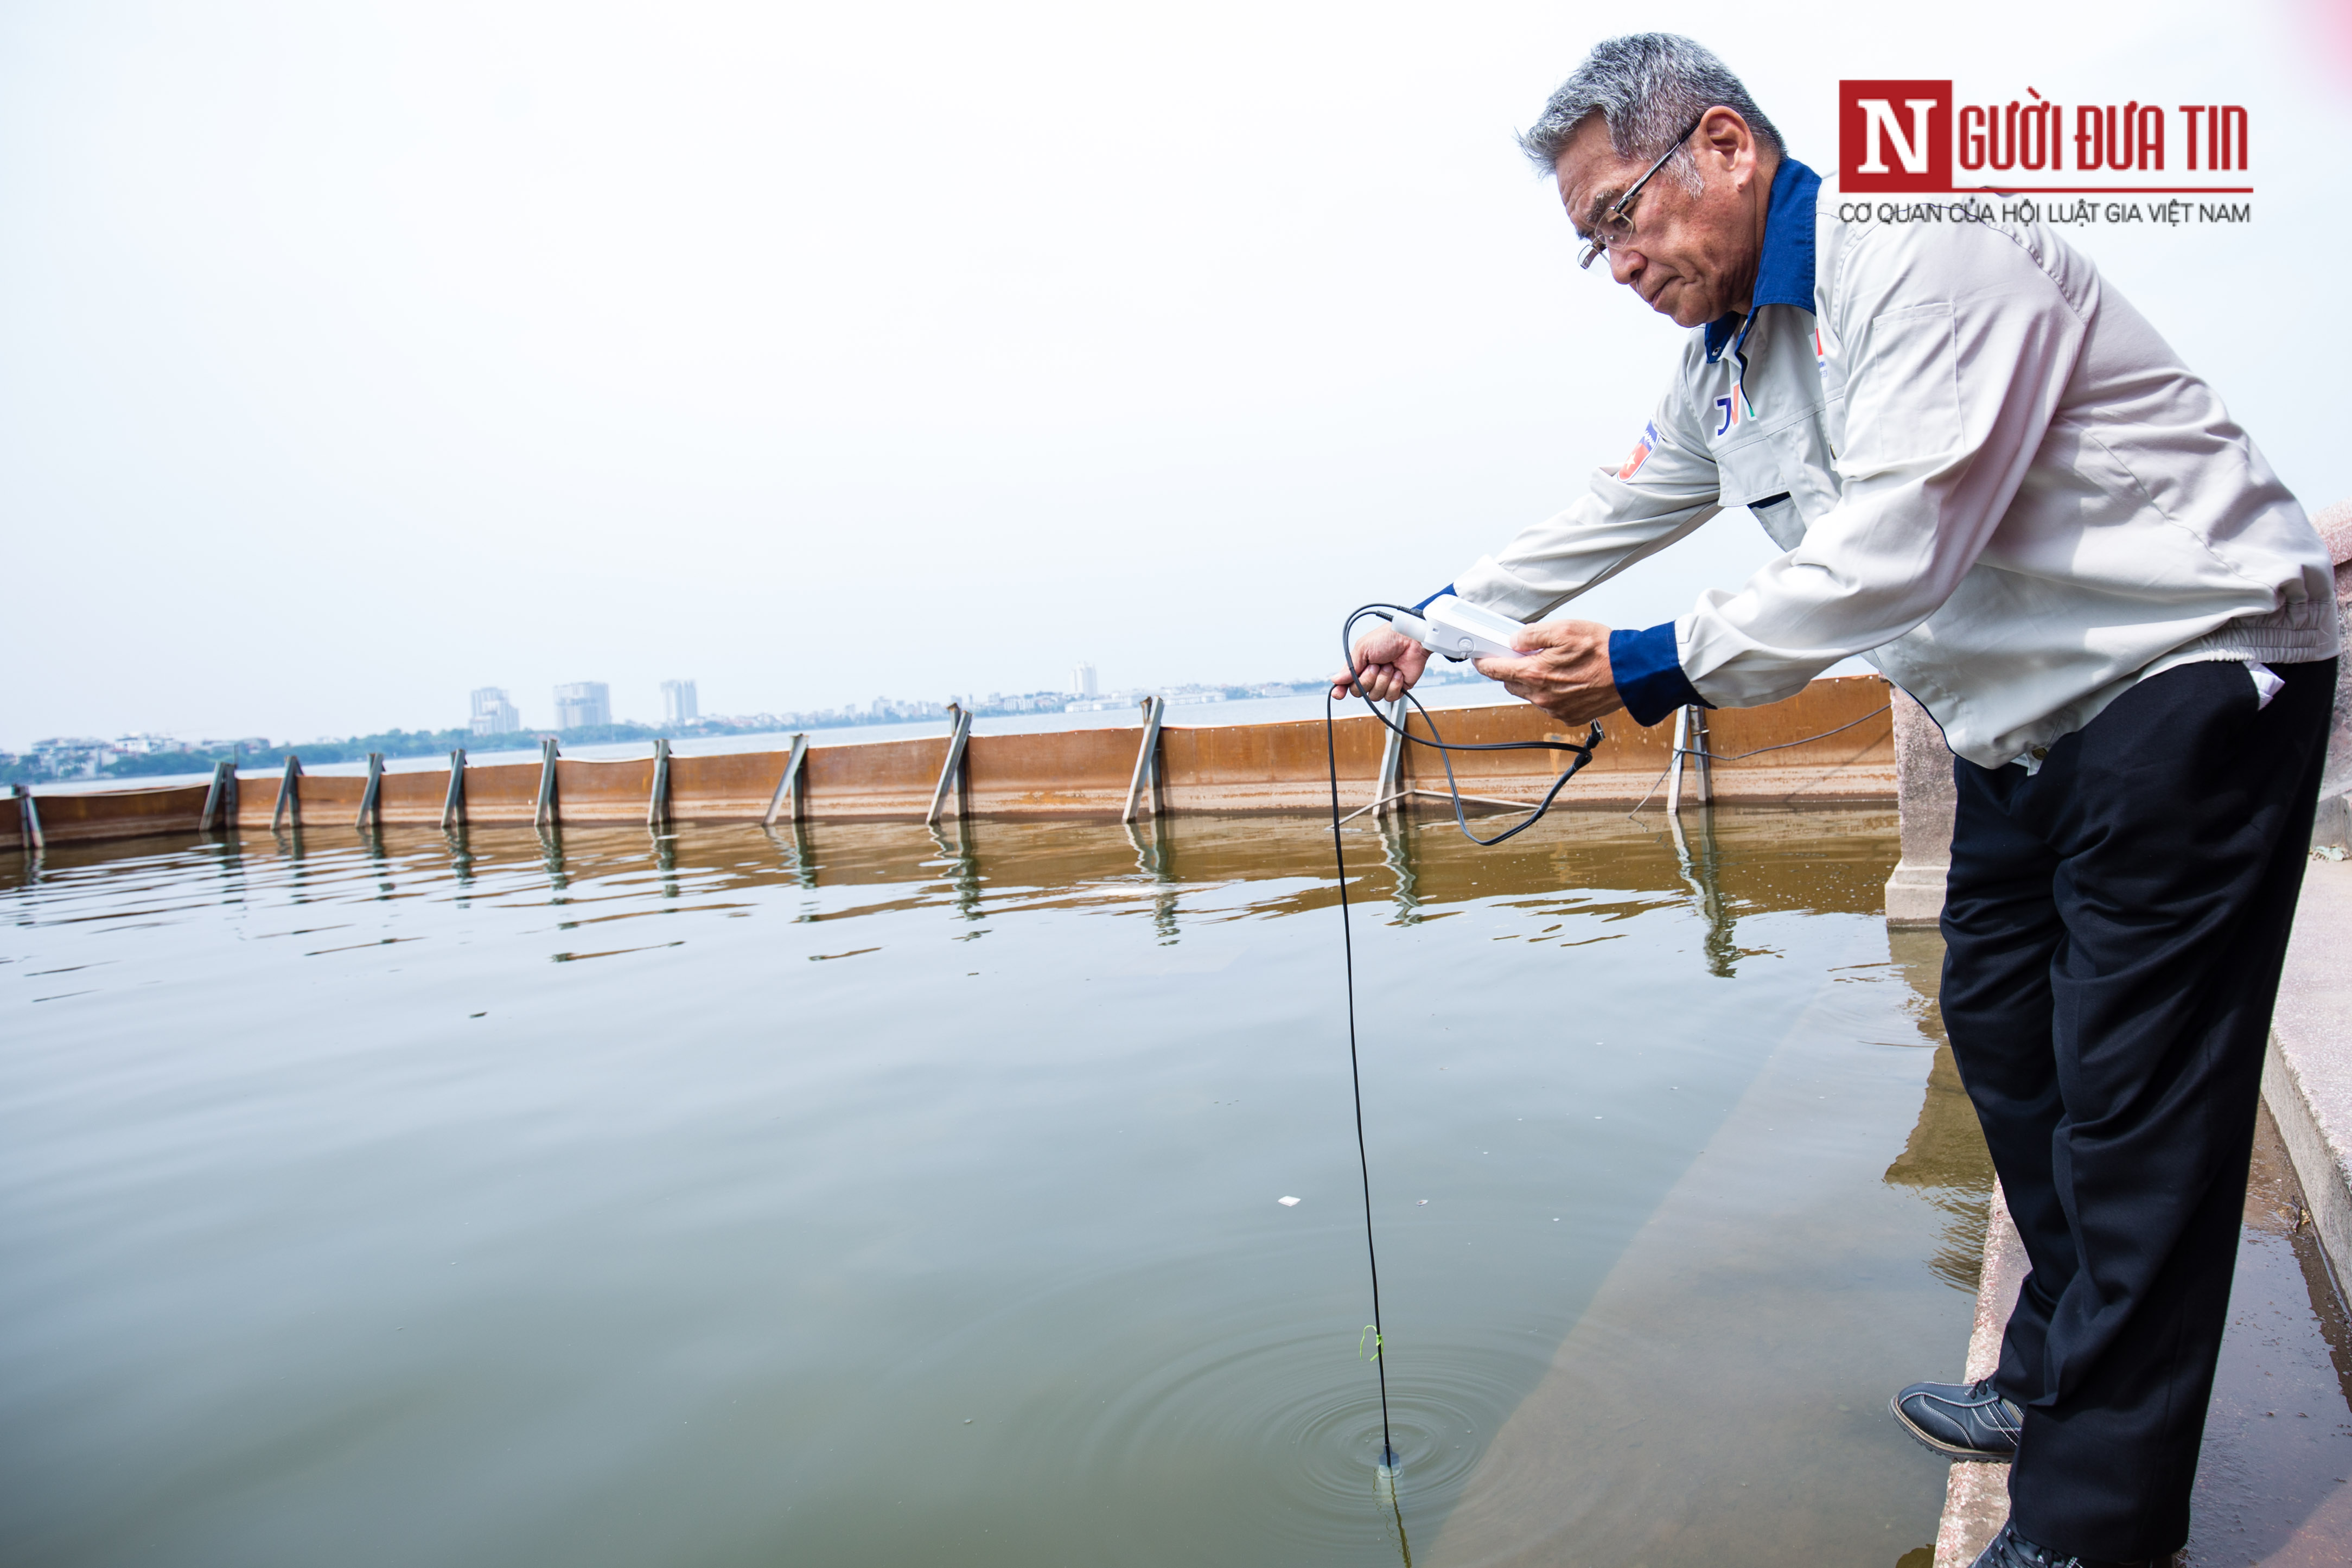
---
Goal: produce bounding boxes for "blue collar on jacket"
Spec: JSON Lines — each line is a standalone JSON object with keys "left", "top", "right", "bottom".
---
{"left": 1703, "top": 155, "right": 1820, "bottom": 363}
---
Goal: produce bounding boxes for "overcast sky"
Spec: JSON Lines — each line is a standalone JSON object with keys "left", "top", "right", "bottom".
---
{"left": 3, "top": 0, "right": 2344, "bottom": 747}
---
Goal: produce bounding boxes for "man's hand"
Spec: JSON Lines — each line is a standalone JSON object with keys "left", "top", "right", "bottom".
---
{"left": 1474, "top": 619, "right": 1626, "bottom": 724}
{"left": 1331, "top": 624, "right": 1430, "bottom": 703}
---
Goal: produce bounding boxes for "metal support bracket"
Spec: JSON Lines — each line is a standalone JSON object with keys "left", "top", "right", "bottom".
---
{"left": 1667, "top": 704, "right": 1711, "bottom": 816}
{"left": 1688, "top": 706, "right": 1712, "bottom": 806}
{"left": 535, "top": 737, "right": 560, "bottom": 829}
{"left": 1122, "top": 695, "right": 1167, "bottom": 823}
{"left": 198, "top": 761, "right": 236, "bottom": 832}
{"left": 441, "top": 749, "right": 467, "bottom": 830}
{"left": 763, "top": 734, "right": 809, "bottom": 826}
{"left": 356, "top": 753, "right": 384, "bottom": 829}
{"left": 14, "top": 784, "right": 42, "bottom": 850}
{"left": 271, "top": 754, "right": 303, "bottom": 831}
{"left": 1666, "top": 707, "right": 1687, "bottom": 816}
{"left": 648, "top": 738, "right": 672, "bottom": 827}
{"left": 1372, "top": 698, "right": 1405, "bottom": 819}
{"left": 925, "top": 705, "right": 973, "bottom": 826}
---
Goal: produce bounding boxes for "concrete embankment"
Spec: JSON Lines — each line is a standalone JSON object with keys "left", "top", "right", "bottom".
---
{"left": 2, "top": 675, "right": 1894, "bottom": 850}
{"left": 2266, "top": 863, "right": 2352, "bottom": 1316}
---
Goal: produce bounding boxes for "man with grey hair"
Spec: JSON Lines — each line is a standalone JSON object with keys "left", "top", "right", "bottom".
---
{"left": 1336, "top": 33, "right": 2338, "bottom": 1568}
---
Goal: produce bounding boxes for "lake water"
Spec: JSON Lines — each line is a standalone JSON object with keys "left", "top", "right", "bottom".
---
{"left": 1, "top": 805, "right": 1986, "bottom": 1566}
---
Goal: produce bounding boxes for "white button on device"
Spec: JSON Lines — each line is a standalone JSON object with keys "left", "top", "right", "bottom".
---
{"left": 1419, "top": 596, "right": 1527, "bottom": 665}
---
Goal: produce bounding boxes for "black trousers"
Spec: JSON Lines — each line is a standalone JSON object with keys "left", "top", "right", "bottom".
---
{"left": 1938, "top": 656, "right": 2337, "bottom": 1561}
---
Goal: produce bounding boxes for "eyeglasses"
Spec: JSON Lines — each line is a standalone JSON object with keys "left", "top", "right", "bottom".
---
{"left": 1577, "top": 113, "right": 1707, "bottom": 271}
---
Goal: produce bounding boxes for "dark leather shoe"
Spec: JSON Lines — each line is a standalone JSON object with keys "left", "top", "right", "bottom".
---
{"left": 1968, "top": 1519, "right": 2162, "bottom": 1567}
{"left": 1890, "top": 1375, "right": 2020, "bottom": 1461}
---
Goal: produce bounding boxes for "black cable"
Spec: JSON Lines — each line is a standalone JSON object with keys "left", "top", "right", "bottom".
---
{"left": 1321, "top": 596, "right": 1884, "bottom": 1512}
{"left": 1337, "top": 604, "right": 1604, "bottom": 846}
{"left": 1319, "top": 602, "right": 1612, "bottom": 1488}
{"left": 1323, "top": 693, "right": 1395, "bottom": 1474}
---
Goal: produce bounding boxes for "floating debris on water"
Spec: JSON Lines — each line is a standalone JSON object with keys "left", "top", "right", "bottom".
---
{"left": 1277, "top": 1196, "right": 1300, "bottom": 1207}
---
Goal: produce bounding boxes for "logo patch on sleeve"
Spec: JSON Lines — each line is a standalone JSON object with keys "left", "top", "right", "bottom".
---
{"left": 1713, "top": 386, "right": 1757, "bottom": 437}
{"left": 1617, "top": 421, "right": 1660, "bottom": 480}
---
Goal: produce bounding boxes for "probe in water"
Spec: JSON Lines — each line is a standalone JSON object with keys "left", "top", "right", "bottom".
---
{"left": 1322, "top": 598, "right": 1612, "bottom": 1514}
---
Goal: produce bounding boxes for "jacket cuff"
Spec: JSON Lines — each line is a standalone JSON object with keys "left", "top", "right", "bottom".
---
{"left": 1609, "top": 622, "right": 1706, "bottom": 726}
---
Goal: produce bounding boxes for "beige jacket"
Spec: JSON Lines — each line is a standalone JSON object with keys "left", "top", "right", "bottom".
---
{"left": 1451, "top": 167, "right": 2338, "bottom": 768}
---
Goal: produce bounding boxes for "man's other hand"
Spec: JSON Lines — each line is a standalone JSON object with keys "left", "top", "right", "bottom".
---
{"left": 1475, "top": 620, "right": 1626, "bottom": 724}
{"left": 1332, "top": 625, "right": 1431, "bottom": 703}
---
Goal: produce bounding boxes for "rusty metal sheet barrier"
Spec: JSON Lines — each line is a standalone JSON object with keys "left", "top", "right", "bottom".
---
{"left": 457, "top": 762, "right": 541, "bottom": 826}
{"left": 294, "top": 774, "right": 368, "bottom": 824}
{"left": 18, "top": 676, "right": 1894, "bottom": 850}
{"left": 801, "top": 734, "right": 955, "bottom": 820}
{"left": 222, "top": 770, "right": 368, "bottom": 831}
{"left": 374, "top": 770, "right": 448, "bottom": 826}
{"left": 670, "top": 751, "right": 792, "bottom": 821}
{"left": 550, "top": 757, "right": 658, "bottom": 824}
{"left": 963, "top": 726, "right": 1143, "bottom": 817}
{"left": 1152, "top": 674, "right": 1891, "bottom": 812}
{"left": 14, "top": 782, "right": 212, "bottom": 844}
{"left": 1374, "top": 674, "right": 1894, "bottom": 808}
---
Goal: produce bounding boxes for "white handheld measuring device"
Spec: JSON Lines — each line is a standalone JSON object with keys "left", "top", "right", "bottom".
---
{"left": 1387, "top": 595, "right": 1528, "bottom": 665}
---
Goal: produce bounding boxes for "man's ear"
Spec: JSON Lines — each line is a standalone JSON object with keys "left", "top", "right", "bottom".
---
{"left": 1698, "top": 106, "right": 1756, "bottom": 181}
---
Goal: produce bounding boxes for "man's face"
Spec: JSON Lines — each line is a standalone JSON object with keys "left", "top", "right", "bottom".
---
{"left": 1553, "top": 111, "right": 1766, "bottom": 329}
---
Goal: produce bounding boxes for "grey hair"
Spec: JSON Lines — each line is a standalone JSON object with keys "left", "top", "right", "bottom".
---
{"left": 1519, "top": 34, "right": 1783, "bottom": 192}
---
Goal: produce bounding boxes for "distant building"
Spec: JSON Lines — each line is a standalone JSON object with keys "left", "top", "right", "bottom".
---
{"left": 30, "top": 737, "right": 107, "bottom": 778}
{"left": 1072, "top": 662, "right": 1098, "bottom": 699}
{"left": 862, "top": 695, "right": 948, "bottom": 721}
{"left": 552, "top": 681, "right": 611, "bottom": 730}
{"left": 660, "top": 679, "right": 699, "bottom": 725}
{"left": 976, "top": 691, "right": 1065, "bottom": 714}
{"left": 470, "top": 687, "right": 524, "bottom": 736}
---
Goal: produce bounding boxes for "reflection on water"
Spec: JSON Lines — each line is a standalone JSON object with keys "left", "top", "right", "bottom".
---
{"left": 1, "top": 807, "right": 1978, "bottom": 1568}
{"left": 1879, "top": 929, "right": 1998, "bottom": 1295}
